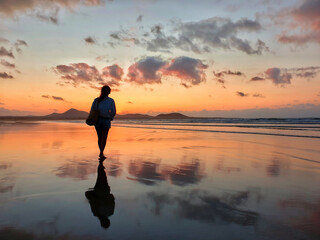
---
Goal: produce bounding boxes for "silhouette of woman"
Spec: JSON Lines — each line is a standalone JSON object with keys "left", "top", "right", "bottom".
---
{"left": 90, "top": 85, "right": 116, "bottom": 160}
{"left": 85, "top": 160, "right": 115, "bottom": 229}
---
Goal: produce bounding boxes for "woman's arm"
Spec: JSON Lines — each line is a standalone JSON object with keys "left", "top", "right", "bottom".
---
{"left": 90, "top": 98, "right": 97, "bottom": 111}
{"left": 109, "top": 99, "right": 116, "bottom": 120}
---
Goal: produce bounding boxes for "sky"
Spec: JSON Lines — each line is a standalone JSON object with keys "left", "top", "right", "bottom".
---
{"left": 0, "top": 0, "right": 319, "bottom": 117}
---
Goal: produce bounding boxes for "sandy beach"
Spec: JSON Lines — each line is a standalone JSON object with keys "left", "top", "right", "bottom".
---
{"left": 0, "top": 121, "right": 319, "bottom": 240}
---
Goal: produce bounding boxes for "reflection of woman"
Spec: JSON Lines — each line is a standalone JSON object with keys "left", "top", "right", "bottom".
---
{"left": 91, "top": 85, "right": 116, "bottom": 160}
{"left": 85, "top": 160, "right": 115, "bottom": 229}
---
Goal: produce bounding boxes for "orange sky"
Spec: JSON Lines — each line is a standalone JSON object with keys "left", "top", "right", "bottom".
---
{"left": 0, "top": 0, "right": 319, "bottom": 117}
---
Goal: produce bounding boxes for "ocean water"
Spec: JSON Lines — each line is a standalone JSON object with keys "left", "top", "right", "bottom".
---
{"left": 0, "top": 120, "right": 319, "bottom": 239}
{"left": 113, "top": 118, "right": 320, "bottom": 139}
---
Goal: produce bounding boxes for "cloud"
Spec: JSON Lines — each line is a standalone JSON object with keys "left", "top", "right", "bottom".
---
{"left": 125, "top": 56, "right": 208, "bottom": 87}
{"left": 0, "top": 38, "right": 10, "bottom": 44}
{"left": 0, "top": 0, "right": 104, "bottom": 17}
{"left": 162, "top": 56, "right": 208, "bottom": 87}
{"left": 277, "top": 0, "right": 320, "bottom": 45}
{"left": 84, "top": 36, "right": 96, "bottom": 44}
{"left": 252, "top": 93, "right": 265, "bottom": 98}
{"left": 55, "top": 63, "right": 102, "bottom": 85}
{"left": 107, "top": 16, "right": 269, "bottom": 55}
{"left": 136, "top": 14, "right": 143, "bottom": 23}
{"left": 52, "top": 96, "right": 65, "bottom": 101}
{"left": 265, "top": 67, "right": 292, "bottom": 85}
{"left": 54, "top": 62, "right": 122, "bottom": 88}
{"left": 108, "top": 29, "right": 140, "bottom": 47}
{"left": 41, "top": 95, "right": 66, "bottom": 101}
{"left": 250, "top": 76, "right": 265, "bottom": 81}
{"left": 215, "top": 78, "right": 226, "bottom": 88}
{"left": 141, "top": 17, "right": 268, "bottom": 55}
{"left": 34, "top": 8, "right": 59, "bottom": 24}
{"left": 0, "top": 72, "right": 13, "bottom": 79}
{"left": 0, "top": 59, "right": 15, "bottom": 68}
{"left": 291, "top": 0, "right": 320, "bottom": 27}
{"left": 250, "top": 66, "right": 320, "bottom": 85}
{"left": 0, "top": 47, "right": 14, "bottom": 58}
{"left": 278, "top": 32, "right": 320, "bottom": 45}
{"left": 213, "top": 70, "right": 244, "bottom": 78}
{"left": 102, "top": 64, "right": 123, "bottom": 80}
{"left": 213, "top": 69, "right": 244, "bottom": 88}
{"left": 295, "top": 66, "right": 320, "bottom": 79}
{"left": 236, "top": 91, "right": 249, "bottom": 97}
{"left": 96, "top": 55, "right": 107, "bottom": 61}
{"left": 126, "top": 56, "right": 167, "bottom": 85}
{"left": 151, "top": 25, "right": 162, "bottom": 35}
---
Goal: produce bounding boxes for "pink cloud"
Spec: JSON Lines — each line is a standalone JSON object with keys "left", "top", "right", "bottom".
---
{"left": 126, "top": 57, "right": 167, "bottom": 85}
{"left": 125, "top": 56, "right": 208, "bottom": 88}
{"left": 278, "top": 32, "right": 320, "bottom": 45}
{"left": 162, "top": 56, "right": 208, "bottom": 87}
{"left": 102, "top": 64, "right": 124, "bottom": 80}
{"left": 54, "top": 62, "right": 122, "bottom": 88}
{"left": 277, "top": 0, "right": 320, "bottom": 45}
{"left": 265, "top": 68, "right": 292, "bottom": 85}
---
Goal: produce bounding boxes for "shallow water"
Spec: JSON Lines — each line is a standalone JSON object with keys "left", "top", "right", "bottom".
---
{"left": 0, "top": 121, "right": 320, "bottom": 240}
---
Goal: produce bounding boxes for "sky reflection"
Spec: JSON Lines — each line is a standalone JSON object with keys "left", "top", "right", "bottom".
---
{"left": 0, "top": 122, "right": 319, "bottom": 239}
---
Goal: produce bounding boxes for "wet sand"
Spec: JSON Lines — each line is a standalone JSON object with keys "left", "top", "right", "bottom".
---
{"left": 0, "top": 121, "right": 319, "bottom": 240}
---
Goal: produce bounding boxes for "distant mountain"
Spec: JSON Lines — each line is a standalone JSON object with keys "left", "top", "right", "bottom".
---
{"left": 0, "top": 108, "right": 192, "bottom": 120}
{"left": 116, "top": 114, "right": 153, "bottom": 119}
{"left": 116, "top": 112, "right": 191, "bottom": 119}
{"left": 154, "top": 113, "right": 191, "bottom": 119}
{"left": 44, "top": 108, "right": 88, "bottom": 119}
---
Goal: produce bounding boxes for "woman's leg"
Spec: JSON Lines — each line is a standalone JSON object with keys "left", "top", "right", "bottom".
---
{"left": 99, "top": 128, "right": 110, "bottom": 157}
{"left": 95, "top": 126, "right": 102, "bottom": 152}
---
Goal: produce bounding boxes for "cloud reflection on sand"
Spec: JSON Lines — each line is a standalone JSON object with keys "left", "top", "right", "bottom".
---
{"left": 147, "top": 189, "right": 260, "bottom": 226}
{"left": 128, "top": 159, "right": 164, "bottom": 185}
{"left": 54, "top": 154, "right": 123, "bottom": 180}
{"left": 53, "top": 157, "right": 97, "bottom": 180}
{"left": 0, "top": 162, "right": 14, "bottom": 194}
{"left": 127, "top": 156, "right": 205, "bottom": 186}
{"left": 279, "top": 197, "right": 320, "bottom": 236}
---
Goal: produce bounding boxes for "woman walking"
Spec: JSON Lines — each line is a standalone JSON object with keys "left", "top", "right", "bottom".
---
{"left": 91, "top": 85, "right": 116, "bottom": 160}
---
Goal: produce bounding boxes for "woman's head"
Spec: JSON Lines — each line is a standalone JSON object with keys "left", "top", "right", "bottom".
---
{"left": 98, "top": 85, "right": 111, "bottom": 102}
